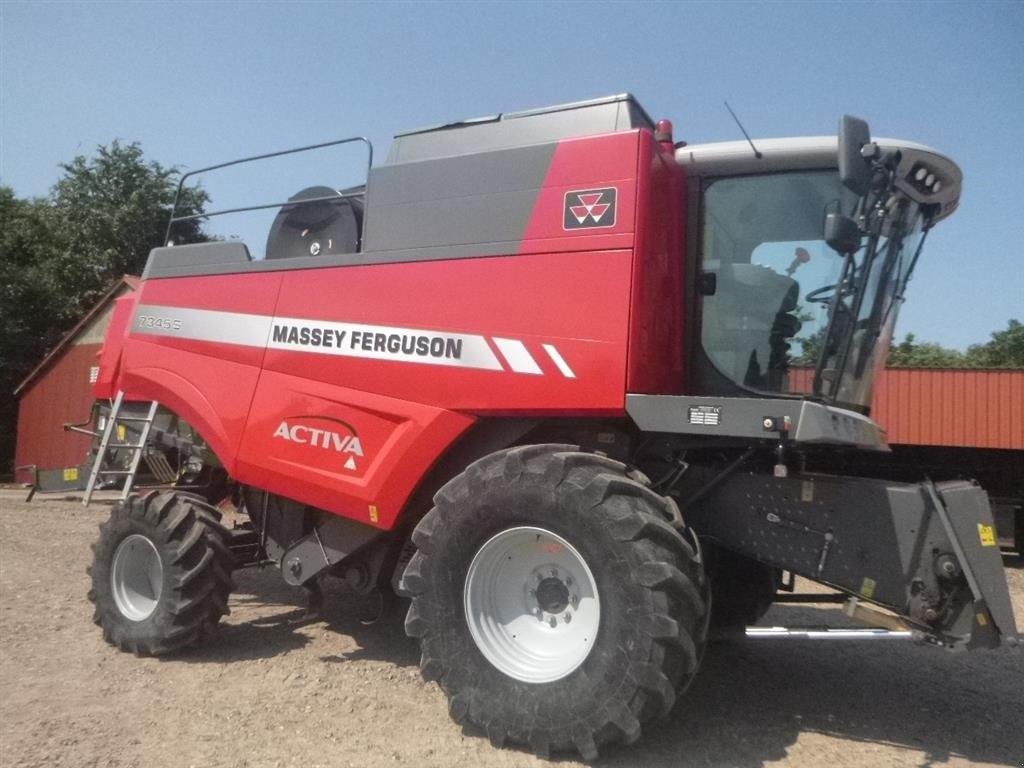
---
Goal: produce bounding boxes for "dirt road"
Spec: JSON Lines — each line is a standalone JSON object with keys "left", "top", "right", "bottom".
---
{"left": 1, "top": 490, "right": 1021, "bottom": 768}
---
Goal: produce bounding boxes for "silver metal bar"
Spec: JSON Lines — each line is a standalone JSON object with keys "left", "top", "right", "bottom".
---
{"left": 746, "top": 627, "right": 914, "bottom": 640}
{"left": 83, "top": 392, "right": 123, "bottom": 506}
{"left": 169, "top": 191, "right": 364, "bottom": 224}
{"left": 120, "top": 402, "right": 159, "bottom": 500}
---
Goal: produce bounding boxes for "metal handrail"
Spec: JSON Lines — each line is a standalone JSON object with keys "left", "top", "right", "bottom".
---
{"left": 165, "top": 136, "right": 373, "bottom": 243}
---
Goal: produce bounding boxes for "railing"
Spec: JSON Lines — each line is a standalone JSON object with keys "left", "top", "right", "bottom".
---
{"left": 165, "top": 136, "right": 374, "bottom": 244}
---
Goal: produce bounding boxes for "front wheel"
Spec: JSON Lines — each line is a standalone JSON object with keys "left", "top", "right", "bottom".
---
{"left": 88, "top": 491, "right": 235, "bottom": 655}
{"left": 403, "top": 445, "right": 709, "bottom": 760}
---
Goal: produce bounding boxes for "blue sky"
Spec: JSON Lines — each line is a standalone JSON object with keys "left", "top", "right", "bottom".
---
{"left": 2, "top": 1, "right": 1021, "bottom": 349}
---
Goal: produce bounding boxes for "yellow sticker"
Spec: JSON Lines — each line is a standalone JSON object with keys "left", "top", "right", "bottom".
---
{"left": 117, "top": 425, "right": 126, "bottom": 441}
{"left": 368, "top": 505, "right": 379, "bottom": 524}
{"left": 860, "top": 577, "right": 877, "bottom": 599}
{"left": 976, "top": 613, "right": 988, "bottom": 626}
{"left": 63, "top": 467, "right": 79, "bottom": 482}
{"left": 978, "top": 524, "right": 996, "bottom": 547}
{"left": 801, "top": 480, "right": 814, "bottom": 502}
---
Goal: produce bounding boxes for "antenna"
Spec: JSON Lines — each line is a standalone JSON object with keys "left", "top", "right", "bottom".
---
{"left": 724, "top": 101, "right": 762, "bottom": 159}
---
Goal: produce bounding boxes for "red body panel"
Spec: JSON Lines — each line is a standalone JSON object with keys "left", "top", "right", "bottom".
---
{"left": 627, "top": 134, "right": 685, "bottom": 394}
{"left": 268, "top": 249, "right": 634, "bottom": 412}
{"left": 235, "top": 371, "right": 474, "bottom": 529}
{"left": 94, "top": 294, "right": 137, "bottom": 400}
{"left": 100, "top": 130, "right": 686, "bottom": 528}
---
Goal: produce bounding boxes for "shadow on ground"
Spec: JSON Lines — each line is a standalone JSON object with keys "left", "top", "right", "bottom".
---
{"left": 169, "top": 567, "right": 1024, "bottom": 767}
{"left": 604, "top": 602, "right": 1024, "bottom": 767}
{"left": 171, "top": 566, "right": 419, "bottom": 667}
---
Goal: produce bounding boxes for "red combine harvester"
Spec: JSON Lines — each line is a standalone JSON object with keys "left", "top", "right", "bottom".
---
{"left": 85, "top": 95, "right": 1018, "bottom": 759}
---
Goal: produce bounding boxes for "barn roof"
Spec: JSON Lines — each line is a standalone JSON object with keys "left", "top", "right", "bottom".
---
{"left": 13, "top": 275, "right": 139, "bottom": 397}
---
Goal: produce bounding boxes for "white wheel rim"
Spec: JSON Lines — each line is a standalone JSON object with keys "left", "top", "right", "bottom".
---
{"left": 111, "top": 534, "right": 163, "bottom": 621}
{"left": 463, "top": 526, "right": 600, "bottom": 684}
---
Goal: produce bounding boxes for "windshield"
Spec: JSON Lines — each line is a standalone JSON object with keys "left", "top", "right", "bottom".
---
{"left": 699, "top": 170, "right": 925, "bottom": 412}
{"left": 814, "top": 202, "right": 926, "bottom": 409}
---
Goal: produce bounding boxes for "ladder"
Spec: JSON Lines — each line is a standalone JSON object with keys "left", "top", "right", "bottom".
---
{"left": 83, "top": 391, "right": 160, "bottom": 506}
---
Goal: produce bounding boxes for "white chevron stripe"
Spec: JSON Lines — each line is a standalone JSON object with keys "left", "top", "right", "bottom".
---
{"left": 542, "top": 344, "right": 576, "bottom": 378}
{"left": 492, "top": 337, "right": 543, "bottom": 375}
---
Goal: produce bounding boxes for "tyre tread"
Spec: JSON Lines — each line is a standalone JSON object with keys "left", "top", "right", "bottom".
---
{"left": 404, "top": 444, "right": 709, "bottom": 760}
{"left": 88, "top": 491, "right": 235, "bottom": 656}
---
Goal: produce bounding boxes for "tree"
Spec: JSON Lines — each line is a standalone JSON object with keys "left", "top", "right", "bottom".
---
{"left": 50, "top": 140, "right": 209, "bottom": 317}
{"left": 1, "top": 142, "right": 208, "bottom": 475}
{"left": 965, "top": 319, "right": 1024, "bottom": 368}
{"left": 0, "top": 188, "right": 69, "bottom": 475}
{"left": 886, "top": 332, "right": 967, "bottom": 368}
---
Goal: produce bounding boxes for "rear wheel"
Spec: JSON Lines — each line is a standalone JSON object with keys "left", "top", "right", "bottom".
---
{"left": 403, "top": 445, "right": 709, "bottom": 760}
{"left": 88, "top": 491, "right": 235, "bottom": 655}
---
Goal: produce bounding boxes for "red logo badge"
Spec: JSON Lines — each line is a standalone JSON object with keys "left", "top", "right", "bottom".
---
{"left": 564, "top": 187, "right": 617, "bottom": 230}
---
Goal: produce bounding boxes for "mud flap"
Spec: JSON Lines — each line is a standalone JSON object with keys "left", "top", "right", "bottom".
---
{"left": 681, "top": 472, "right": 1020, "bottom": 649}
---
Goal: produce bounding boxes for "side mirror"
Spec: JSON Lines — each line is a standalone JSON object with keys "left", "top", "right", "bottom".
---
{"left": 824, "top": 212, "right": 861, "bottom": 254}
{"left": 838, "top": 115, "right": 873, "bottom": 196}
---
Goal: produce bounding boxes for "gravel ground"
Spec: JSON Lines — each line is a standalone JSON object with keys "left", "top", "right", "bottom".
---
{"left": 1, "top": 489, "right": 1021, "bottom": 768}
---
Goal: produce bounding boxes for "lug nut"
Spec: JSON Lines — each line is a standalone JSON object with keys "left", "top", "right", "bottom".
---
{"left": 549, "top": 617, "right": 557, "bottom": 628}
{"left": 563, "top": 613, "right": 572, "bottom": 624}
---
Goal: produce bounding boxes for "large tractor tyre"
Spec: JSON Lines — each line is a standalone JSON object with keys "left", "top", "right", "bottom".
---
{"left": 403, "top": 445, "right": 709, "bottom": 760}
{"left": 88, "top": 491, "right": 235, "bottom": 655}
{"left": 707, "top": 547, "right": 779, "bottom": 638}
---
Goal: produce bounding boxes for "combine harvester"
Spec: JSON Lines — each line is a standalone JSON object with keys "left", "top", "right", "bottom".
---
{"left": 83, "top": 95, "right": 1017, "bottom": 759}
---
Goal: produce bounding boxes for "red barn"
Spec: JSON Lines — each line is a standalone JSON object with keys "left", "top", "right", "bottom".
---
{"left": 13, "top": 277, "right": 138, "bottom": 484}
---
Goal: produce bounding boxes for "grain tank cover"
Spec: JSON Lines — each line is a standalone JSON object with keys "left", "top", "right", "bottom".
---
{"left": 384, "top": 94, "right": 654, "bottom": 164}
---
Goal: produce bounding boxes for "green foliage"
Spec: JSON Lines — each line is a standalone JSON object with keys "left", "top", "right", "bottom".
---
{"left": 50, "top": 140, "right": 209, "bottom": 317}
{"left": 0, "top": 189, "right": 67, "bottom": 475}
{"left": 886, "top": 333, "right": 967, "bottom": 368}
{"left": 965, "top": 319, "right": 1024, "bottom": 367}
{"left": 1, "top": 142, "right": 208, "bottom": 474}
{"left": 885, "top": 322, "right": 1024, "bottom": 369}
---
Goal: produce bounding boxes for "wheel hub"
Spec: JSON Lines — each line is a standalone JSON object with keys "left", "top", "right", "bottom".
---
{"left": 110, "top": 533, "right": 163, "bottom": 622}
{"left": 535, "top": 576, "right": 570, "bottom": 614}
{"left": 463, "top": 526, "right": 600, "bottom": 684}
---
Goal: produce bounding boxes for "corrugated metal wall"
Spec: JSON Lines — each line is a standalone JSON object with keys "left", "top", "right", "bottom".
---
{"left": 873, "top": 369, "right": 1024, "bottom": 449}
{"left": 788, "top": 368, "right": 1023, "bottom": 449}
{"left": 14, "top": 344, "right": 100, "bottom": 483}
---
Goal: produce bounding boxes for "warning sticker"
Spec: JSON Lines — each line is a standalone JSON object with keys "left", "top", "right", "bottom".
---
{"left": 63, "top": 467, "right": 79, "bottom": 482}
{"left": 688, "top": 405, "right": 722, "bottom": 426}
{"left": 801, "top": 480, "right": 814, "bottom": 503}
{"left": 860, "top": 577, "right": 877, "bottom": 599}
{"left": 978, "top": 523, "right": 996, "bottom": 547}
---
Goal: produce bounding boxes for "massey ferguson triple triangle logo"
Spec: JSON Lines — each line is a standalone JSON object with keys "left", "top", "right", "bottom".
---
{"left": 563, "top": 187, "right": 617, "bottom": 230}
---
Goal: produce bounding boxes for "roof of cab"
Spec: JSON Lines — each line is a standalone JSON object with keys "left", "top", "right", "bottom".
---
{"left": 676, "top": 136, "right": 962, "bottom": 223}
